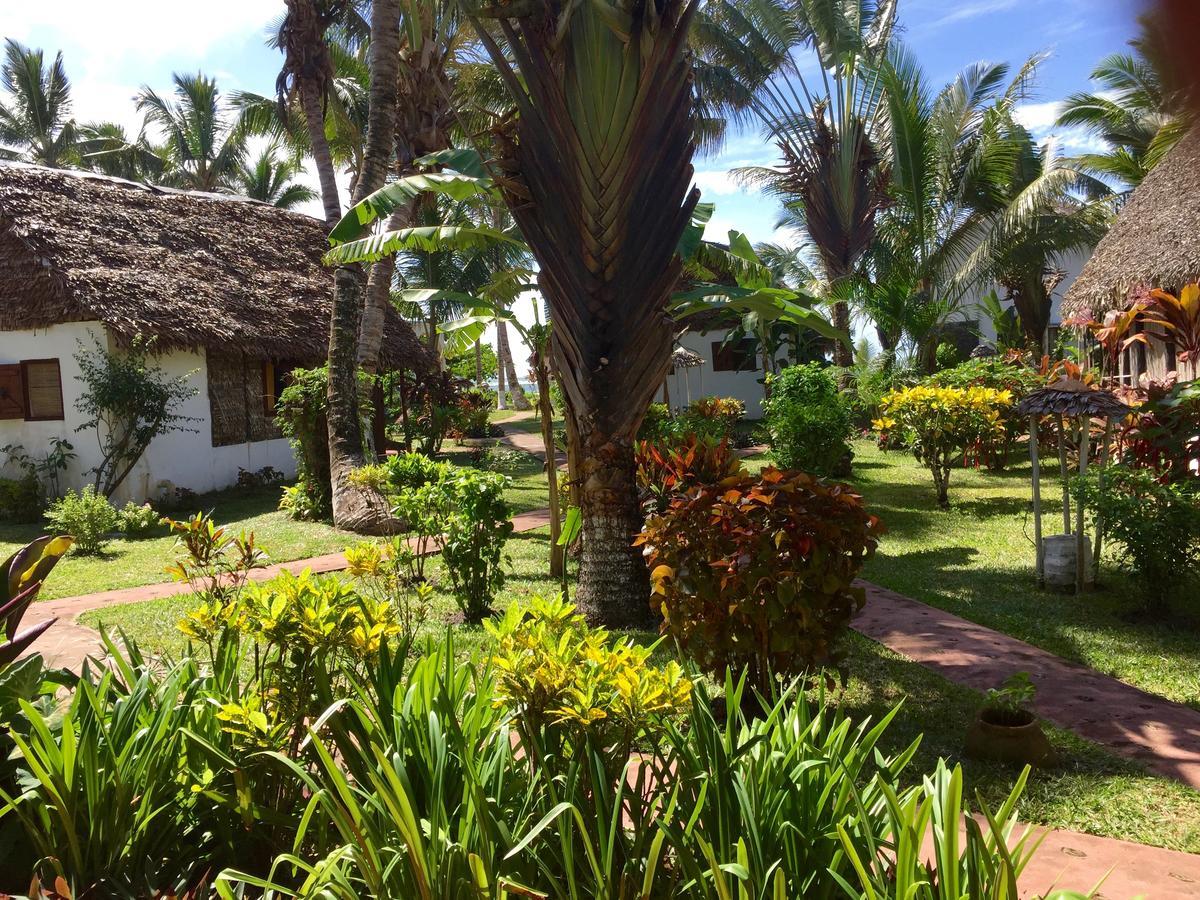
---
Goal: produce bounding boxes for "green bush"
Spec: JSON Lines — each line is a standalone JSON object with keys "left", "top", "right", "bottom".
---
{"left": 451, "top": 386, "right": 495, "bottom": 439}
{"left": 1073, "top": 465, "right": 1200, "bottom": 612}
{"left": 116, "top": 501, "right": 160, "bottom": 538}
{"left": 762, "top": 363, "right": 853, "bottom": 476}
{"left": 439, "top": 468, "right": 514, "bottom": 622}
{"left": 0, "top": 475, "right": 42, "bottom": 523}
{"left": 638, "top": 468, "right": 884, "bottom": 696}
{"left": 45, "top": 486, "right": 120, "bottom": 554}
{"left": 929, "top": 358, "right": 1042, "bottom": 469}
{"left": 934, "top": 340, "right": 962, "bottom": 370}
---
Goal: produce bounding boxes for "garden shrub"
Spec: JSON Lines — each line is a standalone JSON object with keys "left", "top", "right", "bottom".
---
{"left": 475, "top": 445, "right": 529, "bottom": 473}
{"left": 638, "top": 468, "right": 884, "bottom": 697}
{"left": 439, "top": 468, "right": 514, "bottom": 622}
{"left": 0, "top": 475, "right": 42, "bottom": 524}
{"left": 450, "top": 386, "right": 496, "bottom": 439}
{"left": 688, "top": 395, "right": 745, "bottom": 432}
{"left": 116, "top": 501, "right": 160, "bottom": 538}
{"left": 344, "top": 538, "right": 434, "bottom": 643}
{"left": 934, "top": 340, "right": 962, "bottom": 370}
{"left": 275, "top": 366, "right": 334, "bottom": 520}
{"left": 635, "top": 434, "right": 745, "bottom": 514}
{"left": 45, "top": 486, "right": 120, "bottom": 554}
{"left": 1121, "top": 379, "right": 1200, "bottom": 482}
{"left": 877, "top": 384, "right": 1013, "bottom": 506}
{"left": 930, "top": 358, "right": 1041, "bottom": 469}
{"left": 348, "top": 451, "right": 450, "bottom": 499}
{"left": 637, "top": 401, "right": 673, "bottom": 441}
{"left": 1072, "top": 465, "right": 1200, "bottom": 612}
{"left": 762, "top": 363, "right": 853, "bottom": 476}
{"left": 486, "top": 595, "right": 690, "bottom": 773}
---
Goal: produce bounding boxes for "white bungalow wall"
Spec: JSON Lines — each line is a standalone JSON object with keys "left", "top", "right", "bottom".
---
{"left": 664, "top": 327, "right": 766, "bottom": 418}
{"left": 0, "top": 322, "right": 295, "bottom": 504}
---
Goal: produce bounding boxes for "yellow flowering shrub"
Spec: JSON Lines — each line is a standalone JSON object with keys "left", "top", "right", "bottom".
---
{"left": 486, "top": 595, "right": 691, "bottom": 748}
{"left": 877, "top": 384, "right": 1013, "bottom": 506}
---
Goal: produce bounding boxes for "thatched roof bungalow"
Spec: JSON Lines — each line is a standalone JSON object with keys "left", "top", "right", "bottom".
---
{"left": 0, "top": 163, "right": 434, "bottom": 503}
{"left": 1063, "top": 128, "right": 1200, "bottom": 384}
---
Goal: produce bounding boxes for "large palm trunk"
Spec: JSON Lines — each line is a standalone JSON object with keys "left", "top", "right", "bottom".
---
{"left": 298, "top": 85, "right": 342, "bottom": 226}
{"left": 326, "top": 0, "right": 401, "bottom": 532}
{"left": 469, "top": 0, "right": 699, "bottom": 628}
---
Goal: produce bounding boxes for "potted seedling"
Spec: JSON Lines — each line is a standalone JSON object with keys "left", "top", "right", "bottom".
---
{"left": 965, "top": 672, "right": 1055, "bottom": 767}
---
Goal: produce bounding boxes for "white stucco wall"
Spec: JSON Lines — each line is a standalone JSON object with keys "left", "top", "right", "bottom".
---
{"left": 0, "top": 323, "right": 296, "bottom": 503}
{"left": 665, "top": 328, "right": 766, "bottom": 418}
{"left": 967, "top": 250, "right": 1090, "bottom": 347}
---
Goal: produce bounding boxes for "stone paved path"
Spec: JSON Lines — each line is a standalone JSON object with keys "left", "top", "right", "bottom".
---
{"left": 855, "top": 582, "right": 1200, "bottom": 792}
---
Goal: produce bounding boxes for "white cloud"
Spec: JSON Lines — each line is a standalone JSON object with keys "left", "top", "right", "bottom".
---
{"left": 929, "top": 0, "right": 1020, "bottom": 29}
{"left": 1014, "top": 100, "right": 1063, "bottom": 132}
{"left": 693, "top": 169, "right": 743, "bottom": 196}
{"left": 4, "top": 2, "right": 279, "bottom": 66}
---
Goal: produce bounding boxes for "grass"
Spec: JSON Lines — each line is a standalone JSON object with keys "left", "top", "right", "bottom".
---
{"left": 84, "top": 524, "right": 1200, "bottom": 853}
{"left": 10, "top": 447, "right": 556, "bottom": 602}
{"left": 834, "top": 440, "right": 1200, "bottom": 711}
{"left": 1, "top": 486, "right": 354, "bottom": 602}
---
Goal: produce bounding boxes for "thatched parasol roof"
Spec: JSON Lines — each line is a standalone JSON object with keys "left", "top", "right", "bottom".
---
{"left": 671, "top": 346, "right": 705, "bottom": 368}
{"left": 1016, "top": 379, "right": 1131, "bottom": 418}
{"left": 0, "top": 163, "right": 435, "bottom": 371}
{"left": 1062, "top": 127, "right": 1200, "bottom": 320}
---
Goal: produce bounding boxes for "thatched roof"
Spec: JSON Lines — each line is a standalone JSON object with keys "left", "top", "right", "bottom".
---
{"left": 0, "top": 163, "right": 435, "bottom": 370}
{"left": 1063, "top": 127, "right": 1200, "bottom": 319}
{"left": 1016, "top": 379, "right": 1131, "bottom": 418}
{"left": 671, "top": 346, "right": 705, "bottom": 368}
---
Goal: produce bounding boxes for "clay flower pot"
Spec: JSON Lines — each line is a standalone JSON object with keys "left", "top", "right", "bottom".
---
{"left": 965, "top": 708, "right": 1056, "bottom": 767}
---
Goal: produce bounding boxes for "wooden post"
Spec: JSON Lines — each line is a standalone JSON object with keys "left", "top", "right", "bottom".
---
{"left": 1058, "top": 414, "right": 1071, "bottom": 533}
{"left": 1092, "top": 416, "right": 1113, "bottom": 585}
{"left": 1076, "top": 416, "right": 1090, "bottom": 593}
{"left": 1029, "top": 415, "right": 1044, "bottom": 588}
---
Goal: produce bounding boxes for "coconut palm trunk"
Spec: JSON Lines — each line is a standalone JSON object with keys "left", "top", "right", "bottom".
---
{"left": 326, "top": 0, "right": 401, "bottom": 532}
{"left": 297, "top": 86, "right": 342, "bottom": 225}
{"left": 468, "top": 0, "right": 700, "bottom": 627}
{"left": 496, "top": 320, "right": 530, "bottom": 411}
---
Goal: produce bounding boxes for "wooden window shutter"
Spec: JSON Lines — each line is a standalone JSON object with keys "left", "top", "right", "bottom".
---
{"left": 20, "top": 359, "right": 64, "bottom": 421}
{"left": 0, "top": 365, "right": 23, "bottom": 419}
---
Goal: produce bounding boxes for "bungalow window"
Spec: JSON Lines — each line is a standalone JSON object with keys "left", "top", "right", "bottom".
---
{"left": 0, "top": 360, "right": 64, "bottom": 421}
{"left": 712, "top": 339, "right": 758, "bottom": 373}
{"left": 262, "top": 360, "right": 297, "bottom": 416}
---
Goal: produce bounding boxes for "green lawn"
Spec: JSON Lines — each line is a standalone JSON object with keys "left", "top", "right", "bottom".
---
{"left": 2, "top": 486, "right": 354, "bottom": 602}
{"left": 84, "top": 524, "right": 1200, "bottom": 853}
{"left": 831, "top": 440, "right": 1200, "bottom": 711}
{"left": 11, "top": 449, "right": 555, "bottom": 602}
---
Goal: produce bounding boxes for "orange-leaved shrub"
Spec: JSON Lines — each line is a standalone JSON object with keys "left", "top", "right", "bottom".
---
{"left": 635, "top": 435, "right": 745, "bottom": 514}
{"left": 636, "top": 467, "right": 884, "bottom": 697}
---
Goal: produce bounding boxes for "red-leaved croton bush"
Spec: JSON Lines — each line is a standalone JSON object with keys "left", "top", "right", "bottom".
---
{"left": 636, "top": 468, "right": 884, "bottom": 698}
{"left": 634, "top": 435, "right": 745, "bottom": 515}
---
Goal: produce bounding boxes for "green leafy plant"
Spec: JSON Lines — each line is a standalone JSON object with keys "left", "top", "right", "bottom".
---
{"left": 439, "top": 468, "right": 514, "bottom": 622}
{"left": 635, "top": 434, "right": 745, "bottom": 515}
{"left": 1072, "top": 464, "right": 1200, "bottom": 612}
{"left": 638, "top": 468, "right": 884, "bottom": 697}
{"left": 44, "top": 486, "right": 120, "bottom": 555}
{"left": 762, "top": 363, "right": 853, "bottom": 476}
{"left": 929, "top": 358, "right": 1042, "bottom": 470}
{"left": 162, "top": 511, "right": 266, "bottom": 603}
{"left": 878, "top": 384, "right": 1013, "bottom": 506}
{"left": 344, "top": 539, "right": 434, "bottom": 644}
{"left": 982, "top": 671, "right": 1038, "bottom": 726}
{"left": 0, "top": 474, "right": 42, "bottom": 524}
{"left": 73, "top": 336, "right": 197, "bottom": 497}
{"left": 116, "top": 501, "right": 160, "bottom": 538}
{"left": 475, "top": 446, "right": 529, "bottom": 473}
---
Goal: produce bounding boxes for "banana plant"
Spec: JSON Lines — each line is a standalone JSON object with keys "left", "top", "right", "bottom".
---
{"left": 672, "top": 207, "right": 849, "bottom": 377}
{"left": 0, "top": 535, "right": 73, "bottom": 667}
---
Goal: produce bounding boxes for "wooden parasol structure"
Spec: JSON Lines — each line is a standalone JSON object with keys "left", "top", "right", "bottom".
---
{"left": 665, "top": 346, "right": 705, "bottom": 409}
{"left": 1017, "top": 379, "right": 1131, "bottom": 592}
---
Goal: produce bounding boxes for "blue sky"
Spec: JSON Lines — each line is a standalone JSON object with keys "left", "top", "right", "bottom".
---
{"left": 4, "top": 0, "right": 1145, "bottom": 343}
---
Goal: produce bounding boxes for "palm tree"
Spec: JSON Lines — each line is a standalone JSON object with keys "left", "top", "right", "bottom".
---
{"left": 234, "top": 142, "right": 318, "bottom": 209}
{"left": 465, "top": 0, "right": 701, "bottom": 626}
{"left": 0, "top": 39, "right": 77, "bottom": 167}
{"left": 75, "top": 121, "right": 169, "bottom": 182}
{"left": 324, "top": 0, "right": 403, "bottom": 532}
{"left": 135, "top": 73, "right": 247, "bottom": 193}
{"left": 1057, "top": 15, "right": 1190, "bottom": 196}
{"left": 273, "top": 0, "right": 349, "bottom": 224}
{"left": 694, "top": 0, "right": 897, "bottom": 371}
{"left": 357, "top": 1, "right": 466, "bottom": 377}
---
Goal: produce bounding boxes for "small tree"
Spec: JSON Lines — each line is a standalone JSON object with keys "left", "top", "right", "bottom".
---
{"left": 74, "top": 337, "right": 196, "bottom": 497}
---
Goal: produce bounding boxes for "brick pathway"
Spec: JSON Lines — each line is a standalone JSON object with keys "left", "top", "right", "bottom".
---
{"left": 854, "top": 582, "right": 1200, "bottom": 792}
